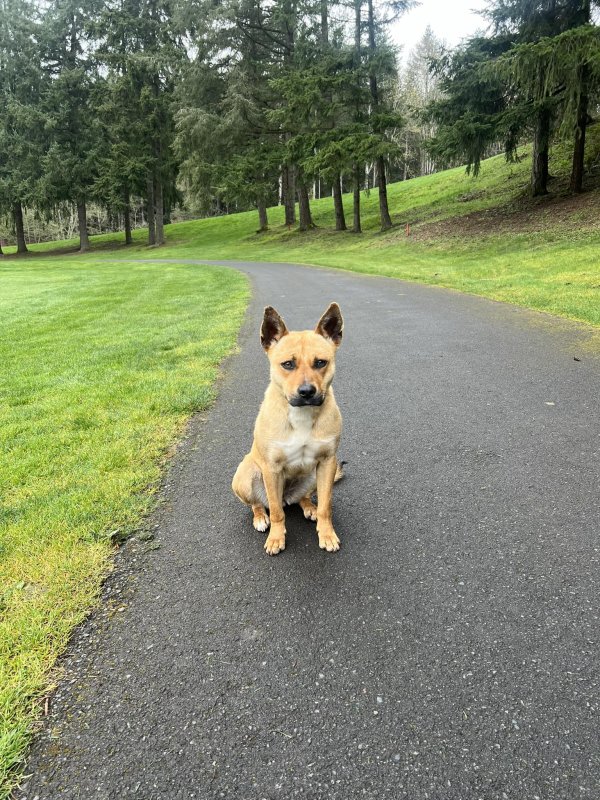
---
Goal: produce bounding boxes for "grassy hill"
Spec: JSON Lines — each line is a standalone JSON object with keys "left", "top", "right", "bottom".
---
{"left": 5, "top": 125, "right": 600, "bottom": 328}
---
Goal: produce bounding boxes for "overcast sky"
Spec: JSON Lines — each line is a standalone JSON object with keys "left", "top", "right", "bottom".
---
{"left": 392, "top": 0, "right": 490, "bottom": 59}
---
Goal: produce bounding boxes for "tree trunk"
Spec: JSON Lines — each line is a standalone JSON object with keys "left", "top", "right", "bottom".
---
{"left": 532, "top": 106, "right": 551, "bottom": 197}
{"left": 376, "top": 156, "right": 393, "bottom": 229}
{"left": 281, "top": 6, "right": 296, "bottom": 228}
{"left": 320, "top": 0, "right": 328, "bottom": 46}
{"left": 76, "top": 198, "right": 90, "bottom": 252}
{"left": 281, "top": 0, "right": 297, "bottom": 232}
{"left": 570, "top": 67, "right": 588, "bottom": 194}
{"left": 154, "top": 178, "right": 165, "bottom": 245}
{"left": 124, "top": 191, "right": 132, "bottom": 245}
{"left": 366, "top": 0, "right": 377, "bottom": 93}
{"left": 0, "top": 239, "right": 3, "bottom": 256}
{"left": 13, "top": 203, "right": 28, "bottom": 254}
{"left": 332, "top": 172, "right": 346, "bottom": 231}
{"left": 366, "top": 0, "right": 392, "bottom": 229}
{"left": 282, "top": 163, "right": 296, "bottom": 226}
{"left": 354, "top": 0, "right": 361, "bottom": 63}
{"left": 147, "top": 178, "right": 156, "bottom": 245}
{"left": 297, "top": 175, "right": 314, "bottom": 231}
{"left": 257, "top": 199, "right": 268, "bottom": 232}
{"left": 352, "top": 163, "right": 362, "bottom": 233}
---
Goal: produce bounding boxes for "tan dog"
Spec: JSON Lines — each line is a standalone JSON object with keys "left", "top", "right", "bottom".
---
{"left": 232, "top": 303, "right": 344, "bottom": 555}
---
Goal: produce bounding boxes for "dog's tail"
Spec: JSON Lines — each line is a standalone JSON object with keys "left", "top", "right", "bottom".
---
{"left": 334, "top": 460, "right": 347, "bottom": 482}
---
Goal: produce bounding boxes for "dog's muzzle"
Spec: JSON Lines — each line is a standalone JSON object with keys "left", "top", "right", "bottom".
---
{"left": 289, "top": 382, "right": 323, "bottom": 407}
{"left": 289, "top": 394, "right": 324, "bottom": 407}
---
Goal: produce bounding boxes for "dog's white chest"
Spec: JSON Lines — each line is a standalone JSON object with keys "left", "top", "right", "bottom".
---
{"left": 276, "top": 407, "right": 330, "bottom": 471}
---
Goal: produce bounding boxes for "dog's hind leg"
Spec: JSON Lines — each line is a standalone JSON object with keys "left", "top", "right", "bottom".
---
{"left": 250, "top": 472, "right": 270, "bottom": 530}
{"left": 299, "top": 494, "right": 318, "bottom": 521}
{"left": 297, "top": 464, "right": 344, "bottom": 521}
{"left": 287, "top": 473, "right": 318, "bottom": 521}
{"left": 251, "top": 504, "right": 270, "bottom": 532}
{"left": 232, "top": 455, "right": 270, "bottom": 532}
{"left": 299, "top": 461, "right": 344, "bottom": 526}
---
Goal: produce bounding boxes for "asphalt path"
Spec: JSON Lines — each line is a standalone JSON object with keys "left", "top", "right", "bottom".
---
{"left": 19, "top": 260, "right": 600, "bottom": 800}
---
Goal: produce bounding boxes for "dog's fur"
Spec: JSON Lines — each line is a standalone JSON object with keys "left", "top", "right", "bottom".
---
{"left": 232, "top": 303, "right": 344, "bottom": 555}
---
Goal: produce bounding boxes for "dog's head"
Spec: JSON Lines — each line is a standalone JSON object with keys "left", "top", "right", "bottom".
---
{"left": 260, "top": 303, "right": 343, "bottom": 407}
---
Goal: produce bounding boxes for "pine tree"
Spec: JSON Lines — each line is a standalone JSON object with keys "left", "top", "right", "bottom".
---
{"left": 396, "top": 26, "right": 444, "bottom": 179}
{"left": 0, "top": 0, "right": 47, "bottom": 253}
{"left": 428, "top": 1, "right": 600, "bottom": 196}
{"left": 175, "top": 0, "right": 283, "bottom": 230}
{"left": 93, "top": 0, "right": 183, "bottom": 246}
{"left": 92, "top": 3, "right": 152, "bottom": 244}
{"left": 486, "top": 0, "right": 599, "bottom": 195}
{"left": 568, "top": 6, "right": 595, "bottom": 192}
{"left": 365, "top": 0, "right": 412, "bottom": 229}
{"left": 427, "top": 35, "right": 518, "bottom": 177}
{"left": 37, "top": 0, "right": 101, "bottom": 251}
{"left": 497, "top": 3, "right": 600, "bottom": 193}
{"left": 318, "top": 0, "right": 344, "bottom": 231}
{"left": 271, "top": 53, "right": 354, "bottom": 232}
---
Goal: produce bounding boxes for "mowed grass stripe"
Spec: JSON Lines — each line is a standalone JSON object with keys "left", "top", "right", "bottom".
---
{"left": 0, "top": 259, "right": 248, "bottom": 797}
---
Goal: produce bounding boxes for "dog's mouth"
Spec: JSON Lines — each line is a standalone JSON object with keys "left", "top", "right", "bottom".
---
{"left": 288, "top": 395, "right": 324, "bottom": 407}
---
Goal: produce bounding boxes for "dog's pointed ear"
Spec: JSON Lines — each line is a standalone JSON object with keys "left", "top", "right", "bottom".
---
{"left": 260, "top": 306, "right": 289, "bottom": 350}
{"left": 315, "top": 302, "right": 343, "bottom": 346}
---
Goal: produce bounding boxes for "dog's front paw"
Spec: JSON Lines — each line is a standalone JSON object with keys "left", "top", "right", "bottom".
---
{"left": 264, "top": 529, "right": 286, "bottom": 555}
{"left": 317, "top": 527, "right": 340, "bottom": 553}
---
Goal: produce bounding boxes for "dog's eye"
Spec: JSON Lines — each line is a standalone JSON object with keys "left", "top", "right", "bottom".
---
{"left": 314, "top": 359, "right": 328, "bottom": 369}
{"left": 280, "top": 360, "right": 295, "bottom": 371}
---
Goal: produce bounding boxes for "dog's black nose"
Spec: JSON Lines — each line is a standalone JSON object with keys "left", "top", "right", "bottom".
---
{"left": 298, "top": 383, "right": 317, "bottom": 399}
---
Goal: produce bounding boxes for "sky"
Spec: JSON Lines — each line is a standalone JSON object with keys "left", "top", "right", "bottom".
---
{"left": 391, "top": 0, "right": 490, "bottom": 59}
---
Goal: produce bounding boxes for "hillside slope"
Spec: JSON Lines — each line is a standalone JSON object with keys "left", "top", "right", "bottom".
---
{"left": 4, "top": 127, "right": 600, "bottom": 328}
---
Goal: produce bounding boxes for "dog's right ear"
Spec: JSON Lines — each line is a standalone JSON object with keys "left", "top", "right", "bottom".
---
{"left": 315, "top": 302, "right": 343, "bottom": 346}
{"left": 260, "top": 306, "right": 289, "bottom": 350}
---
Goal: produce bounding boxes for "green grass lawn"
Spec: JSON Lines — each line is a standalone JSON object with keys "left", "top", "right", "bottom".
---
{"left": 0, "top": 258, "right": 248, "bottom": 797}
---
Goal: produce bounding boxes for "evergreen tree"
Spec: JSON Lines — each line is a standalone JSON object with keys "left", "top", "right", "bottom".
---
{"left": 429, "top": 1, "right": 600, "bottom": 196}
{"left": 317, "top": 0, "right": 345, "bottom": 231}
{"left": 271, "top": 52, "right": 355, "bottom": 232}
{"left": 94, "top": 0, "right": 184, "bottom": 246}
{"left": 175, "top": 0, "right": 283, "bottom": 230}
{"left": 569, "top": 5, "right": 594, "bottom": 192}
{"left": 0, "top": 0, "right": 46, "bottom": 253}
{"left": 37, "top": 0, "right": 101, "bottom": 251}
{"left": 396, "top": 26, "right": 444, "bottom": 179}
{"left": 0, "top": 0, "right": 412, "bottom": 243}
{"left": 364, "top": 0, "right": 411, "bottom": 229}
{"left": 427, "top": 35, "right": 519, "bottom": 177}
{"left": 485, "top": 0, "right": 599, "bottom": 195}
{"left": 92, "top": 74, "right": 147, "bottom": 245}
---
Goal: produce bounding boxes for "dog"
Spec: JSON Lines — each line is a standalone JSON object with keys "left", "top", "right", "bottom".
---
{"left": 232, "top": 302, "right": 344, "bottom": 555}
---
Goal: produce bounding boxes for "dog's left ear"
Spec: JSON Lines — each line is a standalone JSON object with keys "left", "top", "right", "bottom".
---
{"left": 315, "top": 302, "right": 343, "bottom": 346}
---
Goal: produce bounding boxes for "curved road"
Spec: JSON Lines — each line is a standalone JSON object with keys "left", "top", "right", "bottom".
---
{"left": 20, "top": 261, "right": 600, "bottom": 799}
